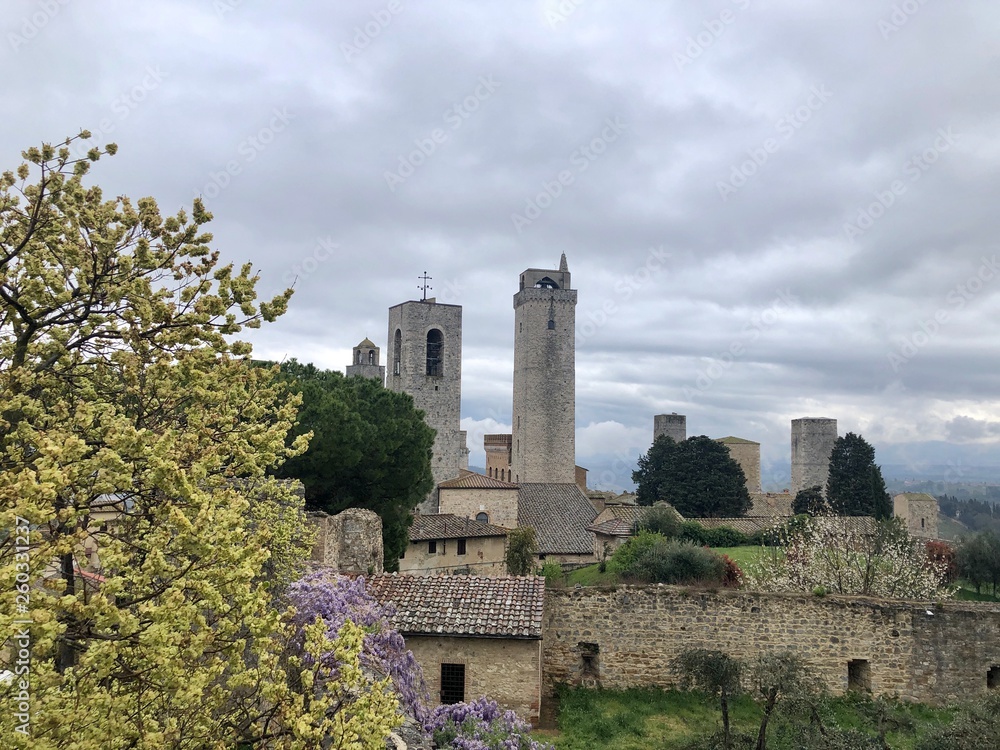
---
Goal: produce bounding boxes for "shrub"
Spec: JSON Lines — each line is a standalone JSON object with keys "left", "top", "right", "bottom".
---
{"left": 925, "top": 540, "right": 958, "bottom": 584}
{"left": 539, "top": 561, "right": 564, "bottom": 586}
{"left": 677, "top": 522, "right": 750, "bottom": 548}
{"left": 627, "top": 539, "right": 726, "bottom": 586}
{"left": 607, "top": 530, "right": 665, "bottom": 575}
{"left": 426, "top": 697, "right": 552, "bottom": 750}
{"left": 634, "top": 503, "right": 682, "bottom": 538}
{"left": 720, "top": 554, "right": 743, "bottom": 588}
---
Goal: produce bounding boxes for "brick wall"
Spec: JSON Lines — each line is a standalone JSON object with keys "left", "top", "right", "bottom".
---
{"left": 543, "top": 585, "right": 1000, "bottom": 705}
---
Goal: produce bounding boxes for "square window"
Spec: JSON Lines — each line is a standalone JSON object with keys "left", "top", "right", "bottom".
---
{"left": 428, "top": 540, "right": 437, "bottom": 554}
{"left": 457, "top": 539, "right": 466, "bottom": 555}
{"left": 848, "top": 660, "right": 871, "bottom": 693}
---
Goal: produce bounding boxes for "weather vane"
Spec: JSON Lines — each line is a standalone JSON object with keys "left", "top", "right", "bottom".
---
{"left": 418, "top": 271, "right": 433, "bottom": 301}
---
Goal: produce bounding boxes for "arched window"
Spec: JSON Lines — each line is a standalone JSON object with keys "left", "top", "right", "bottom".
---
{"left": 426, "top": 329, "right": 443, "bottom": 376}
{"left": 355, "top": 350, "right": 362, "bottom": 364}
{"left": 368, "top": 350, "right": 375, "bottom": 365}
{"left": 476, "top": 512, "right": 489, "bottom": 523}
{"left": 393, "top": 329, "right": 401, "bottom": 375}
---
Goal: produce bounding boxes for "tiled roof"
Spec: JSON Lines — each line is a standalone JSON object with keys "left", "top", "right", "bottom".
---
{"left": 715, "top": 436, "right": 760, "bottom": 445}
{"left": 517, "top": 483, "right": 597, "bottom": 555}
{"left": 750, "top": 492, "right": 795, "bottom": 517}
{"left": 587, "top": 504, "right": 648, "bottom": 537}
{"left": 366, "top": 573, "right": 544, "bottom": 639}
{"left": 438, "top": 471, "right": 517, "bottom": 490}
{"left": 894, "top": 492, "right": 938, "bottom": 502}
{"left": 687, "top": 517, "right": 785, "bottom": 535}
{"left": 409, "top": 514, "right": 508, "bottom": 541}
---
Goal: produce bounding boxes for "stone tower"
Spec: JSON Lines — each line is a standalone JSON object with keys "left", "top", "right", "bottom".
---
{"left": 386, "top": 299, "right": 469, "bottom": 513}
{"left": 345, "top": 338, "right": 385, "bottom": 383}
{"left": 511, "top": 254, "right": 577, "bottom": 484}
{"left": 484, "top": 434, "right": 513, "bottom": 482}
{"left": 791, "top": 417, "right": 838, "bottom": 496}
{"left": 716, "top": 436, "right": 762, "bottom": 493}
{"left": 654, "top": 413, "right": 686, "bottom": 443}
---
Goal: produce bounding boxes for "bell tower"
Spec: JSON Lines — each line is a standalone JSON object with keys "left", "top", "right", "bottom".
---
{"left": 386, "top": 296, "right": 468, "bottom": 513}
{"left": 511, "top": 254, "right": 577, "bottom": 484}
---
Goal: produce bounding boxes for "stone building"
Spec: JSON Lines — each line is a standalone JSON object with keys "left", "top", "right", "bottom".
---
{"left": 484, "top": 433, "right": 513, "bottom": 482}
{"left": 386, "top": 298, "right": 469, "bottom": 513}
{"left": 367, "top": 574, "right": 546, "bottom": 723}
{"left": 345, "top": 337, "right": 385, "bottom": 382}
{"left": 791, "top": 417, "right": 838, "bottom": 496}
{"left": 893, "top": 492, "right": 940, "bottom": 540}
{"left": 653, "top": 413, "right": 686, "bottom": 443}
{"left": 511, "top": 255, "right": 577, "bottom": 484}
{"left": 716, "top": 436, "right": 762, "bottom": 493}
{"left": 400, "top": 514, "right": 509, "bottom": 576}
{"left": 517, "top": 483, "right": 597, "bottom": 565}
{"left": 437, "top": 471, "right": 520, "bottom": 529}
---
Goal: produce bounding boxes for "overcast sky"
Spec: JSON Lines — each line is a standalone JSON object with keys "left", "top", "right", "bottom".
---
{"left": 4, "top": 0, "right": 999, "bottom": 490}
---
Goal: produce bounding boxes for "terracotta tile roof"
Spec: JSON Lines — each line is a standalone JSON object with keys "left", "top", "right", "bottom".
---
{"left": 366, "top": 573, "right": 544, "bottom": 639}
{"left": 438, "top": 471, "right": 517, "bottom": 490}
{"left": 517, "top": 483, "right": 597, "bottom": 555}
{"left": 409, "top": 514, "right": 508, "bottom": 541}
{"left": 687, "top": 517, "right": 785, "bottom": 535}
{"left": 587, "top": 504, "right": 651, "bottom": 537}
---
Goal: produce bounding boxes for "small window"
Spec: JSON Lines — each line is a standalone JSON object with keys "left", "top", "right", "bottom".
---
{"left": 988, "top": 667, "right": 1000, "bottom": 690}
{"left": 547, "top": 319, "right": 555, "bottom": 330}
{"left": 428, "top": 540, "right": 437, "bottom": 554}
{"left": 393, "top": 329, "right": 402, "bottom": 373}
{"left": 848, "top": 660, "right": 871, "bottom": 693}
{"left": 355, "top": 350, "right": 362, "bottom": 364}
{"left": 368, "top": 350, "right": 375, "bottom": 364}
{"left": 426, "top": 329, "right": 443, "bottom": 376}
{"left": 921, "top": 518, "right": 925, "bottom": 529}
{"left": 476, "top": 512, "right": 489, "bottom": 523}
{"left": 457, "top": 539, "right": 466, "bottom": 555}
{"left": 441, "top": 663, "right": 465, "bottom": 704}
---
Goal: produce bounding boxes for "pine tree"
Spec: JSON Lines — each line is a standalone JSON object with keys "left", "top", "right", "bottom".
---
{"left": 825, "top": 432, "right": 892, "bottom": 518}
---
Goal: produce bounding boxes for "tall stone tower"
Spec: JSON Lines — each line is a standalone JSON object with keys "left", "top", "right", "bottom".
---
{"left": 716, "top": 436, "right": 762, "bottom": 494}
{"left": 511, "top": 254, "right": 577, "bottom": 484}
{"left": 386, "top": 299, "right": 468, "bottom": 513}
{"left": 791, "top": 417, "right": 838, "bottom": 496}
{"left": 345, "top": 338, "right": 385, "bottom": 383}
{"left": 654, "top": 413, "right": 687, "bottom": 443}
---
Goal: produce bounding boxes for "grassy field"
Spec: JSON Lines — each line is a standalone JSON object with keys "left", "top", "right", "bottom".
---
{"left": 536, "top": 686, "right": 956, "bottom": 750}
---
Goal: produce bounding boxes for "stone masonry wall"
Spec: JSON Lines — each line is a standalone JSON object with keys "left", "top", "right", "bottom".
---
{"left": 653, "top": 414, "right": 686, "bottom": 444}
{"left": 308, "top": 508, "right": 384, "bottom": 574}
{"left": 406, "top": 635, "right": 543, "bottom": 723}
{"left": 791, "top": 417, "right": 838, "bottom": 496}
{"left": 543, "top": 586, "right": 1000, "bottom": 706}
{"left": 438, "top": 487, "right": 520, "bottom": 529}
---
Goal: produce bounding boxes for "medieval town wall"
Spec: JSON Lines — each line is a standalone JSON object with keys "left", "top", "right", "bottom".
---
{"left": 542, "top": 586, "right": 1000, "bottom": 706}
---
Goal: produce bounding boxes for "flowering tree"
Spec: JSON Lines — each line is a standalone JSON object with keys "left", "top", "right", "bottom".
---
{"left": 426, "top": 697, "right": 552, "bottom": 750}
{"left": 745, "top": 517, "right": 953, "bottom": 599}
{"left": 287, "top": 570, "right": 429, "bottom": 722}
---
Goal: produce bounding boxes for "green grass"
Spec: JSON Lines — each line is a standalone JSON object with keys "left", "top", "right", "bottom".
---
{"left": 565, "top": 563, "right": 619, "bottom": 587}
{"left": 954, "top": 581, "right": 1000, "bottom": 602}
{"left": 936, "top": 513, "right": 967, "bottom": 542}
{"left": 538, "top": 686, "right": 956, "bottom": 749}
{"left": 711, "top": 546, "right": 775, "bottom": 569}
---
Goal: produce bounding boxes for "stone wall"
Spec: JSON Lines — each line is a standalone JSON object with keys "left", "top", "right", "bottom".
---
{"left": 308, "top": 508, "right": 384, "bottom": 574}
{"left": 718, "top": 437, "right": 762, "bottom": 494}
{"left": 438, "top": 486, "right": 519, "bottom": 529}
{"left": 542, "top": 586, "right": 1000, "bottom": 706}
{"left": 406, "top": 635, "right": 543, "bottom": 722}
{"left": 399, "top": 535, "right": 507, "bottom": 576}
